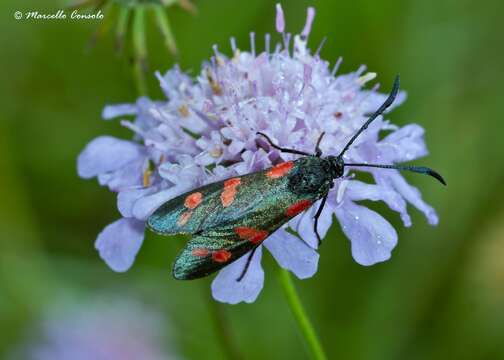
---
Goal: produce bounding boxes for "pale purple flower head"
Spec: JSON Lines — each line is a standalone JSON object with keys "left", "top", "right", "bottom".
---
{"left": 19, "top": 297, "right": 176, "bottom": 360}
{"left": 78, "top": 4, "right": 439, "bottom": 304}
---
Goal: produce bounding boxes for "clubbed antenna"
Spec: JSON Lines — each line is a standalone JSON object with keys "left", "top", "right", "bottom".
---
{"left": 344, "top": 163, "right": 446, "bottom": 185}
{"left": 338, "top": 75, "right": 400, "bottom": 158}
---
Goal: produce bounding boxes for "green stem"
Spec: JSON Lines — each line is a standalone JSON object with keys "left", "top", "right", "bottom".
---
{"left": 277, "top": 267, "right": 327, "bottom": 360}
{"left": 206, "top": 294, "right": 242, "bottom": 360}
{"left": 87, "top": 1, "right": 115, "bottom": 50}
{"left": 115, "top": 6, "right": 131, "bottom": 54}
{"left": 153, "top": 5, "right": 178, "bottom": 56}
{"left": 132, "top": 5, "right": 148, "bottom": 96}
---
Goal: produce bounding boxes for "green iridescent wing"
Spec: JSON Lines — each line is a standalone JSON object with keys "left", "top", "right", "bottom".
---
{"left": 147, "top": 160, "right": 318, "bottom": 279}
{"left": 170, "top": 232, "right": 259, "bottom": 280}
{"left": 147, "top": 179, "right": 229, "bottom": 235}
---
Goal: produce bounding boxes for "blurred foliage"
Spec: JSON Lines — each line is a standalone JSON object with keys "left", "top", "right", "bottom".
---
{"left": 70, "top": 0, "right": 197, "bottom": 94}
{"left": 1, "top": 0, "right": 503, "bottom": 359}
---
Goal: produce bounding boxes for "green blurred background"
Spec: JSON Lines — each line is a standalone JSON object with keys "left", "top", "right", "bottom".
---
{"left": 1, "top": 0, "right": 503, "bottom": 359}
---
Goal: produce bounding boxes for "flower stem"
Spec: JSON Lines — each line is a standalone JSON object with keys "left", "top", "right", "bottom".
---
{"left": 277, "top": 267, "right": 327, "bottom": 360}
{"left": 153, "top": 5, "right": 178, "bottom": 56}
{"left": 205, "top": 288, "right": 242, "bottom": 360}
{"left": 132, "top": 5, "right": 148, "bottom": 96}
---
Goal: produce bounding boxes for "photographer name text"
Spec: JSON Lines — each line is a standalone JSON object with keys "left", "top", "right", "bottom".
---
{"left": 14, "top": 9, "right": 104, "bottom": 21}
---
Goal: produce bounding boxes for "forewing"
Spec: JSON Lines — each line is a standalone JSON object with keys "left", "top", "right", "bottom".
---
{"left": 147, "top": 180, "right": 225, "bottom": 235}
{"left": 148, "top": 160, "right": 318, "bottom": 239}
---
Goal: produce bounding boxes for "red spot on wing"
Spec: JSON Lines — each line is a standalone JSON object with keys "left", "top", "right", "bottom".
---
{"left": 192, "top": 248, "right": 209, "bottom": 257}
{"left": 224, "top": 178, "right": 241, "bottom": 189}
{"left": 266, "top": 161, "right": 294, "bottom": 179}
{"left": 221, "top": 177, "right": 241, "bottom": 207}
{"left": 221, "top": 188, "right": 237, "bottom": 207}
{"left": 212, "top": 249, "right": 232, "bottom": 263}
{"left": 286, "top": 199, "right": 313, "bottom": 217}
{"left": 184, "top": 192, "right": 203, "bottom": 209}
{"left": 177, "top": 211, "right": 193, "bottom": 226}
{"left": 234, "top": 226, "right": 269, "bottom": 244}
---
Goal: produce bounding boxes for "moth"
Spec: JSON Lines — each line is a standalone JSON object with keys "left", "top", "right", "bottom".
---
{"left": 147, "top": 76, "right": 445, "bottom": 281}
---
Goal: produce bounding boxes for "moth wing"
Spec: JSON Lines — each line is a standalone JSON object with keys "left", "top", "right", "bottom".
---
{"left": 170, "top": 161, "right": 323, "bottom": 279}
{"left": 147, "top": 180, "right": 227, "bottom": 235}
{"left": 148, "top": 160, "right": 319, "bottom": 239}
{"left": 172, "top": 231, "right": 257, "bottom": 280}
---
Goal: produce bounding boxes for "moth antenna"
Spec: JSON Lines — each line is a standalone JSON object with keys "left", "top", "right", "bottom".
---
{"left": 256, "top": 132, "right": 311, "bottom": 156}
{"left": 338, "top": 75, "right": 400, "bottom": 158}
{"left": 344, "top": 163, "right": 446, "bottom": 185}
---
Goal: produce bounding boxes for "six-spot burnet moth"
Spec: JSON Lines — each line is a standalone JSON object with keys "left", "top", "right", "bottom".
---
{"left": 147, "top": 75, "right": 446, "bottom": 281}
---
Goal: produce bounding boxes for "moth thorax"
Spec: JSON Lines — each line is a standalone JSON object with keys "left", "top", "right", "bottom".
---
{"left": 287, "top": 157, "right": 332, "bottom": 196}
{"left": 327, "top": 156, "right": 344, "bottom": 178}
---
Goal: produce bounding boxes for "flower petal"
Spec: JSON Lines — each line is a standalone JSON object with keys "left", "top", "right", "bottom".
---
{"left": 95, "top": 218, "right": 145, "bottom": 272}
{"left": 335, "top": 202, "right": 397, "bottom": 266}
{"left": 97, "top": 158, "right": 145, "bottom": 192}
{"left": 360, "top": 90, "right": 407, "bottom": 114}
{"left": 345, "top": 180, "right": 411, "bottom": 227}
{"left": 158, "top": 157, "right": 206, "bottom": 184}
{"left": 117, "top": 187, "right": 156, "bottom": 218}
{"left": 102, "top": 103, "right": 137, "bottom": 120}
{"left": 132, "top": 185, "right": 188, "bottom": 220}
{"left": 211, "top": 247, "right": 264, "bottom": 304}
{"left": 263, "top": 229, "right": 319, "bottom": 279}
{"left": 378, "top": 124, "right": 428, "bottom": 162}
{"left": 386, "top": 171, "right": 439, "bottom": 225}
{"left": 77, "top": 136, "right": 144, "bottom": 179}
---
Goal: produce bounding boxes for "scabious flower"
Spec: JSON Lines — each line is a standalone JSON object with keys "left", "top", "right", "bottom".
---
{"left": 78, "top": 4, "right": 438, "bottom": 304}
{"left": 16, "top": 297, "right": 177, "bottom": 360}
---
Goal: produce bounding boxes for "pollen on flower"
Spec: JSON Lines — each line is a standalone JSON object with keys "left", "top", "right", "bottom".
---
{"left": 212, "top": 249, "right": 232, "bottom": 263}
{"left": 206, "top": 69, "right": 222, "bottom": 95}
{"left": 216, "top": 56, "right": 226, "bottom": 67}
{"left": 266, "top": 162, "right": 294, "bottom": 179}
{"left": 184, "top": 192, "right": 203, "bottom": 209}
{"left": 178, "top": 104, "right": 190, "bottom": 117}
{"left": 142, "top": 169, "right": 152, "bottom": 187}
{"left": 357, "top": 72, "right": 377, "bottom": 85}
{"left": 209, "top": 147, "right": 223, "bottom": 158}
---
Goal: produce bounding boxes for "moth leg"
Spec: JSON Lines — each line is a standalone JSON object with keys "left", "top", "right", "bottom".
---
{"left": 314, "top": 132, "right": 326, "bottom": 157}
{"left": 313, "top": 195, "right": 328, "bottom": 247}
{"left": 257, "top": 132, "right": 311, "bottom": 156}
{"left": 236, "top": 247, "right": 258, "bottom": 282}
